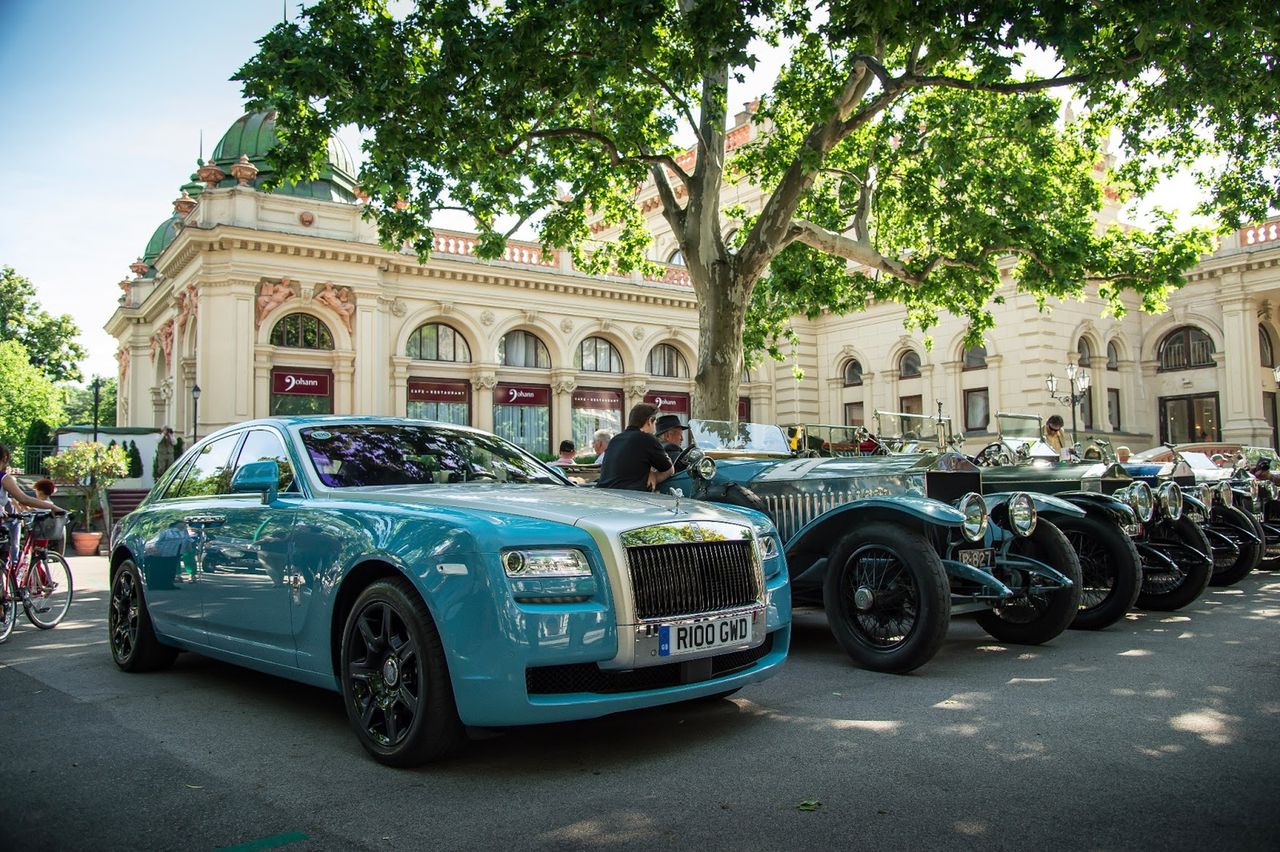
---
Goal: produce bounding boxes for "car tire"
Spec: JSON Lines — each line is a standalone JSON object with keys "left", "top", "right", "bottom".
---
{"left": 822, "top": 522, "right": 950, "bottom": 674}
{"left": 1209, "top": 505, "right": 1263, "bottom": 586}
{"left": 1137, "top": 517, "right": 1214, "bottom": 611}
{"left": 1055, "top": 514, "right": 1142, "bottom": 630}
{"left": 975, "top": 521, "right": 1083, "bottom": 644}
{"left": 109, "top": 559, "right": 179, "bottom": 672}
{"left": 340, "top": 577, "right": 465, "bottom": 767}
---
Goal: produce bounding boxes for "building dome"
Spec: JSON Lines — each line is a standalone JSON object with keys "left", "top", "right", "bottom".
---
{"left": 141, "top": 213, "right": 182, "bottom": 271}
{"left": 208, "top": 109, "right": 358, "bottom": 203}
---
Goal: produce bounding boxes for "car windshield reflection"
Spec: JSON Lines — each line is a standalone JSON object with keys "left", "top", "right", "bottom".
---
{"left": 689, "top": 420, "right": 791, "bottom": 455}
{"left": 299, "top": 423, "right": 566, "bottom": 488}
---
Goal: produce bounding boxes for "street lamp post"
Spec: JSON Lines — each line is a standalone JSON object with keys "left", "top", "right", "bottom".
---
{"left": 1045, "top": 363, "right": 1092, "bottom": 447}
{"left": 191, "top": 384, "right": 202, "bottom": 442}
{"left": 91, "top": 376, "right": 101, "bottom": 444}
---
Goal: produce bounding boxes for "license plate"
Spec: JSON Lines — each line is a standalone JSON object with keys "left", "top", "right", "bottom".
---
{"left": 659, "top": 613, "right": 753, "bottom": 658}
{"left": 959, "top": 548, "right": 994, "bottom": 568}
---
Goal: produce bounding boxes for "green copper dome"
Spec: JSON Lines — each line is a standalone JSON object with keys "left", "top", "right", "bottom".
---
{"left": 209, "top": 109, "right": 358, "bottom": 203}
{"left": 140, "top": 213, "right": 182, "bottom": 277}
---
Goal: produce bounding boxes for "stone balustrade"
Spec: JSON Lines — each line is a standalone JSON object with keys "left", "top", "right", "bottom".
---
{"left": 1241, "top": 218, "right": 1280, "bottom": 248}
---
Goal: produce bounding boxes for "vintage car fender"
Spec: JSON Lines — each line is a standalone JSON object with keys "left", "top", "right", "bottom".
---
{"left": 1050, "top": 491, "right": 1136, "bottom": 526}
{"left": 981, "top": 491, "right": 1086, "bottom": 520}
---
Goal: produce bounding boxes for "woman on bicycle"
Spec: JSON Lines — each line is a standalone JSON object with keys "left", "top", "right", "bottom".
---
{"left": 0, "top": 444, "right": 65, "bottom": 566}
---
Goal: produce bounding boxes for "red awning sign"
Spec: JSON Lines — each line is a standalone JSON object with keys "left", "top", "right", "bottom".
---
{"left": 572, "top": 388, "right": 623, "bottom": 409}
{"left": 645, "top": 392, "right": 689, "bottom": 415}
{"left": 272, "top": 370, "right": 331, "bottom": 396}
{"left": 495, "top": 384, "right": 550, "bottom": 407}
{"left": 408, "top": 380, "right": 469, "bottom": 403}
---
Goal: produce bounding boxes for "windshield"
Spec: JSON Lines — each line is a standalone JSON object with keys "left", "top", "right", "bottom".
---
{"left": 996, "top": 412, "right": 1043, "bottom": 440}
{"left": 689, "top": 420, "right": 791, "bottom": 455}
{"left": 299, "top": 423, "right": 566, "bottom": 488}
{"left": 799, "top": 424, "right": 866, "bottom": 457}
{"left": 873, "top": 410, "right": 952, "bottom": 443}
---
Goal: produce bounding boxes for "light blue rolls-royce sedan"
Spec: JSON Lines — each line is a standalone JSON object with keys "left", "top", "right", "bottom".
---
{"left": 108, "top": 417, "right": 790, "bottom": 765}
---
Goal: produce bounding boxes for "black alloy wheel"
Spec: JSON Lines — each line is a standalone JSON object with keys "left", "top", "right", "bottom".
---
{"left": 822, "top": 522, "right": 950, "bottom": 674}
{"left": 109, "top": 559, "right": 178, "bottom": 672}
{"left": 340, "top": 578, "right": 463, "bottom": 766}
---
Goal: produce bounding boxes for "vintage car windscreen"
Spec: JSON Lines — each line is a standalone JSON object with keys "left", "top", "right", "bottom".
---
{"left": 995, "top": 412, "right": 1042, "bottom": 439}
{"left": 690, "top": 420, "right": 791, "bottom": 455}
{"left": 299, "top": 423, "right": 566, "bottom": 488}
{"left": 873, "top": 410, "right": 953, "bottom": 443}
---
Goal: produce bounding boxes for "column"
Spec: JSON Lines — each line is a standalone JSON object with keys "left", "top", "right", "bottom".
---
{"left": 253, "top": 349, "right": 272, "bottom": 418}
{"left": 390, "top": 356, "right": 410, "bottom": 418}
{"left": 550, "top": 369, "right": 577, "bottom": 445}
{"left": 334, "top": 353, "right": 356, "bottom": 415}
{"left": 941, "top": 361, "right": 961, "bottom": 429}
{"left": 470, "top": 368, "right": 498, "bottom": 432}
{"left": 825, "top": 376, "right": 844, "bottom": 424}
{"left": 1220, "top": 288, "right": 1271, "bottom": 443}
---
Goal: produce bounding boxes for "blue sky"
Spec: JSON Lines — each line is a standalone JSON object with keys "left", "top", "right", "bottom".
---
{"left": 0, "top": 1, "right": 1210, "bottom": 385}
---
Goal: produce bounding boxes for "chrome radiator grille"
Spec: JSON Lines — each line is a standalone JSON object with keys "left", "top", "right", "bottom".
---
{"left": 764, "top": 492, "right": 856, "bottom": 542}
{"left": 625, "top": 541, "right": 760, "bottom": 620}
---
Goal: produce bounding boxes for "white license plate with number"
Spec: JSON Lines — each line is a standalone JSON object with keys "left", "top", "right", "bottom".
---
{"left": 959, "top": 548, "right": 995, "bottom": 568}
{"left": 659, "top": 614, "right": 753, "bottom": 658}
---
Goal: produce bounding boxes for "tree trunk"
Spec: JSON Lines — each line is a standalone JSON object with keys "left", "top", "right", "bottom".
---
{"left": 689, "top": 260, "right": 748, "bottom": 421}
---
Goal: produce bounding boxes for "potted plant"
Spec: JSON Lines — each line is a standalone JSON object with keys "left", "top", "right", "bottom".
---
{"left": 44, "top": 441, "right": 129, "bottom": 556}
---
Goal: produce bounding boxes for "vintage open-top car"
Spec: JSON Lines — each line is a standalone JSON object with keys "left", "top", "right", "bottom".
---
{"left": 973, "top": 412, "right": 1213, "bottom": 613}
{"left": 666, "top": 420, "right": 1082, "bottom": 675}
{"left": 107, "top": 417, "right": 790, "bottom": 766}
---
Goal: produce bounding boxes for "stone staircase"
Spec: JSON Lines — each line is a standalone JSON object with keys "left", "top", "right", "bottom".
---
{"left": 107, "top": 488, "right": 151, "bottom": 525}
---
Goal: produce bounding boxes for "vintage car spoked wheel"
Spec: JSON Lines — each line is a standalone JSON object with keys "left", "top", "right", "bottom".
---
{"left": 1209, "top": 506, "right": 1263, "bottom": 587}
{"left": 975, "top": 522, "right": 1083, "bottom": 644}
{"left": 1138, "top": 517, "right": 1213, "bottom": 611}
{"left": 341, "top": 578, "right": 463, "bottom": 766}
{"left": 109, "top": 559, "right": 178, "bottom": 672}
{"left": 1056, "top": 515, "right": 1142, "bottom": 631}
{"left": 822, "top": 523, "right": 950, "bottom": 674}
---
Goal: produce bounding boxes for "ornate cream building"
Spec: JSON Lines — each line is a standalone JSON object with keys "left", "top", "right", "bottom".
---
{"left": 107, "top": 108, "right": 1280, "bottom": 455}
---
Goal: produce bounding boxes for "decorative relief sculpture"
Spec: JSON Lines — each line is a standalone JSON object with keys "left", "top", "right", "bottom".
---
{"left": 173, "top": 191, "right": 197, "bottom": 216}
{"left": 175, "top": 284, "right": 199, "bottom": 338}
{"left": 560, "top": 318, "right": 574, "bottom": 334}
{"left": 129, "top": 257, "right": 149, "bottom": 276}
{"left": 315, "top": 282, "right": 356, "bottom": 333}
{"left": 230, "top": 154, "right": 259, "bottom": 186}
{"left": 633, "top": 326, "right": 646, "bottom": 340}
{"left": 116, "top": 347, "right": 130, "bottom": 381}
{"left": 197, "top": 160, "right": 226, "bottom": 187}
{"left": 154, "top": 320, "right": 175, "bottom": 367}
{"left": 256, "top": 279, "right": 297, "bottom": 328}
{"left": 480, "top": 310, "right": 495, "bottom": 326}
{"left": 471, "top": 373, "right": 498, "bottom": 391}
{"left": 552, "top": 378, "right": 577, "bottom": 395}
{"left": 624, "top": 380, "right": 649, "bottom": 400}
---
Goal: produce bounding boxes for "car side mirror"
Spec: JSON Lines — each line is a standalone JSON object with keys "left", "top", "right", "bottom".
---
{"left": 232, "top": 460, "right": 280, "bottom": 505}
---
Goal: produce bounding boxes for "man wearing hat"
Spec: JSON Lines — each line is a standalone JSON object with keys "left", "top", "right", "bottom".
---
{"left": 655, "top": 413, "right": 689, "bottom": 471}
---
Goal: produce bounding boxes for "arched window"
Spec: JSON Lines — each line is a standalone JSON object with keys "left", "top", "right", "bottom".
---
{"left": 666, "top": 248, "right": 685, "bottom": 266}
{"left": 269, "top": 313, "right": 333, "bottom": 350}
{"left": 648, "top": 343, "right": 689, "bottom": 378}
{"left": 1158, "top": 326, "right": 1215, "bottom": 371}
{"left": 498, "top": 330, "right": 550, "bottom": 368}
{"left": 1107, "top": 341, "right": 1120, "bottom": 371}
{"left": 843, "top": 359, "right": 863, "bottom": 386}
{"left": 1261, "top": 325, "right": 1275, "bottom": 368}
{"left": 575, "top": 336, "right": 623, "bottom": 373}
{"left": 962, "top": 344, "right": 988, "bottom": 370}
{"left": 899, "top": 350, "right": 921, "bottom": 379}
{"left": 1077, "top": 337, "right": 1093, "bottom": 368}
{"left": 406, "top": 322, "right": 470, "bottom": 362}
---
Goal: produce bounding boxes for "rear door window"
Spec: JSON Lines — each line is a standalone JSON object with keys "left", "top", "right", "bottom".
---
{"left": 233, "top": 429, "right": 297, "bottom": 492}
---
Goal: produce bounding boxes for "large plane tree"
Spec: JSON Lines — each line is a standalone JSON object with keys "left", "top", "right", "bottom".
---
{"left": 238, "top": 1, "right": 1278, "bottom": 418}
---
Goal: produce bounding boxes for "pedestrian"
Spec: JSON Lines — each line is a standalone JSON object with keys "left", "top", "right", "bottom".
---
{"left": 1043, "top": 415, "right": 1066, "bottom": 453}
{"left": 0, "top": 443, "right": 65, "bottom": 569}
{"left": 597, "top": 403, "right": 674, "bottom": 492}
{"left": 155, "top": 426, "right": 177, "bottom": 477}
{"left": 548, "top": 439, "right": 577, "bottom": 467}
{"left": 655, "top": 414, "right": 688, "bottom": 469}
{"left": 1116, "top": 445, "right": 1131, "bottom": 463}
{"left": 590, "top": 428, "right": 613, "bottom": 465}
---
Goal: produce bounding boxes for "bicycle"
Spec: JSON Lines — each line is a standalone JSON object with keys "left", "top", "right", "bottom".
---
{"left": 0, "top": 510, "right": 74, "bottom": 642}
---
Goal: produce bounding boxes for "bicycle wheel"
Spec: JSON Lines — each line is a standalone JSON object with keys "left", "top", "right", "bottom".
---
{"left": 23, "top": 550, "right": 72, "bottom": 629}
{"left": 0, "top": 570, "right": 15, "bottom": 642}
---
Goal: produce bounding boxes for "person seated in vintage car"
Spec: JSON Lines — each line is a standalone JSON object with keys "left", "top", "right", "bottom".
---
{"left": 655, "top": 414, "right": 689, "bottom": 471}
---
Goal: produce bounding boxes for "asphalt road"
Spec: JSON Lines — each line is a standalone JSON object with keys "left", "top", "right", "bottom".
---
{"left": 2, "top": 557, "right": 1278, "bottom": 852}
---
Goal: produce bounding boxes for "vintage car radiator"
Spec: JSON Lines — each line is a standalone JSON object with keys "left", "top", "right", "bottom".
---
{"left": 625, "top": 540, "right": 761, "bottom": 619}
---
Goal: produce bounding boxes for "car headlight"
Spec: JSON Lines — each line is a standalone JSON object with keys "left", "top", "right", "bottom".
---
{"left": 959, "top": 492, "right": 989, "bottom": 542}
{"left": 1119, "top": 482, "right": 1154, "bottom": 523}
{"left": 1156, "top": 481, "right": 1183, "bottom": 522}
{"left": 502, "top": 548, "right": 591, "bottom": 578}
{"left": 1216, "top": 480, "right": 1233, "bottom": 508}
{"left": 693, "top": 455, "right": 717, "bottom": 480}
{"left": 1199, "top": 483, "right": 1214, "bottom": 507}
{"left": 1008, "top": 492, "right": 1037, "bottom": 537}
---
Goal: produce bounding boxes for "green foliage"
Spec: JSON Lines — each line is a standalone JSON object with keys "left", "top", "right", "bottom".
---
{"left": 42, "top": 441, "right": 129, "bottom": 532}
{"left": 237, "top": 1, "right": 1277, "bottom": 415}
{"left": 61, "top": 376, "right": 118, "bottom": 429}
{"left": 127, "top": 441, "right": 144, "bottom": 478}
{"left": 24, "top": 418, "right": 52, "bottom": 449}
{"left": 0, "top": 266, "right": 87, "bottom": 383}
{"left": 0, "top": 340, "right": 66, "bottom": 451}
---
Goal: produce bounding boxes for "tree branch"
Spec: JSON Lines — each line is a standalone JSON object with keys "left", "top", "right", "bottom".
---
{"left": 903, "top": 72, "right": 1093, "bottom": 94}
{"left": 636, "top": 64, "right": 706, "bottom": 150}
{"left": 789, "top": 218, "right": 920, "bottom": 282}
{"left": 649, "top": 162, "right": 686, "bottom": 237}
{"left": 497, "top": 127, "right": 690, "bottom": 188}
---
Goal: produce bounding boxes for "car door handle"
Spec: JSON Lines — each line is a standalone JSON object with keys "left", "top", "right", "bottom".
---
{"left": 184, "top": 514, "right": 226, "bottom": 528}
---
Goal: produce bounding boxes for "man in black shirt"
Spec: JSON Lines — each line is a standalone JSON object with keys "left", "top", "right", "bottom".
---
{"left": 597, "top": 403, "right": 674, "bottom": 492}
